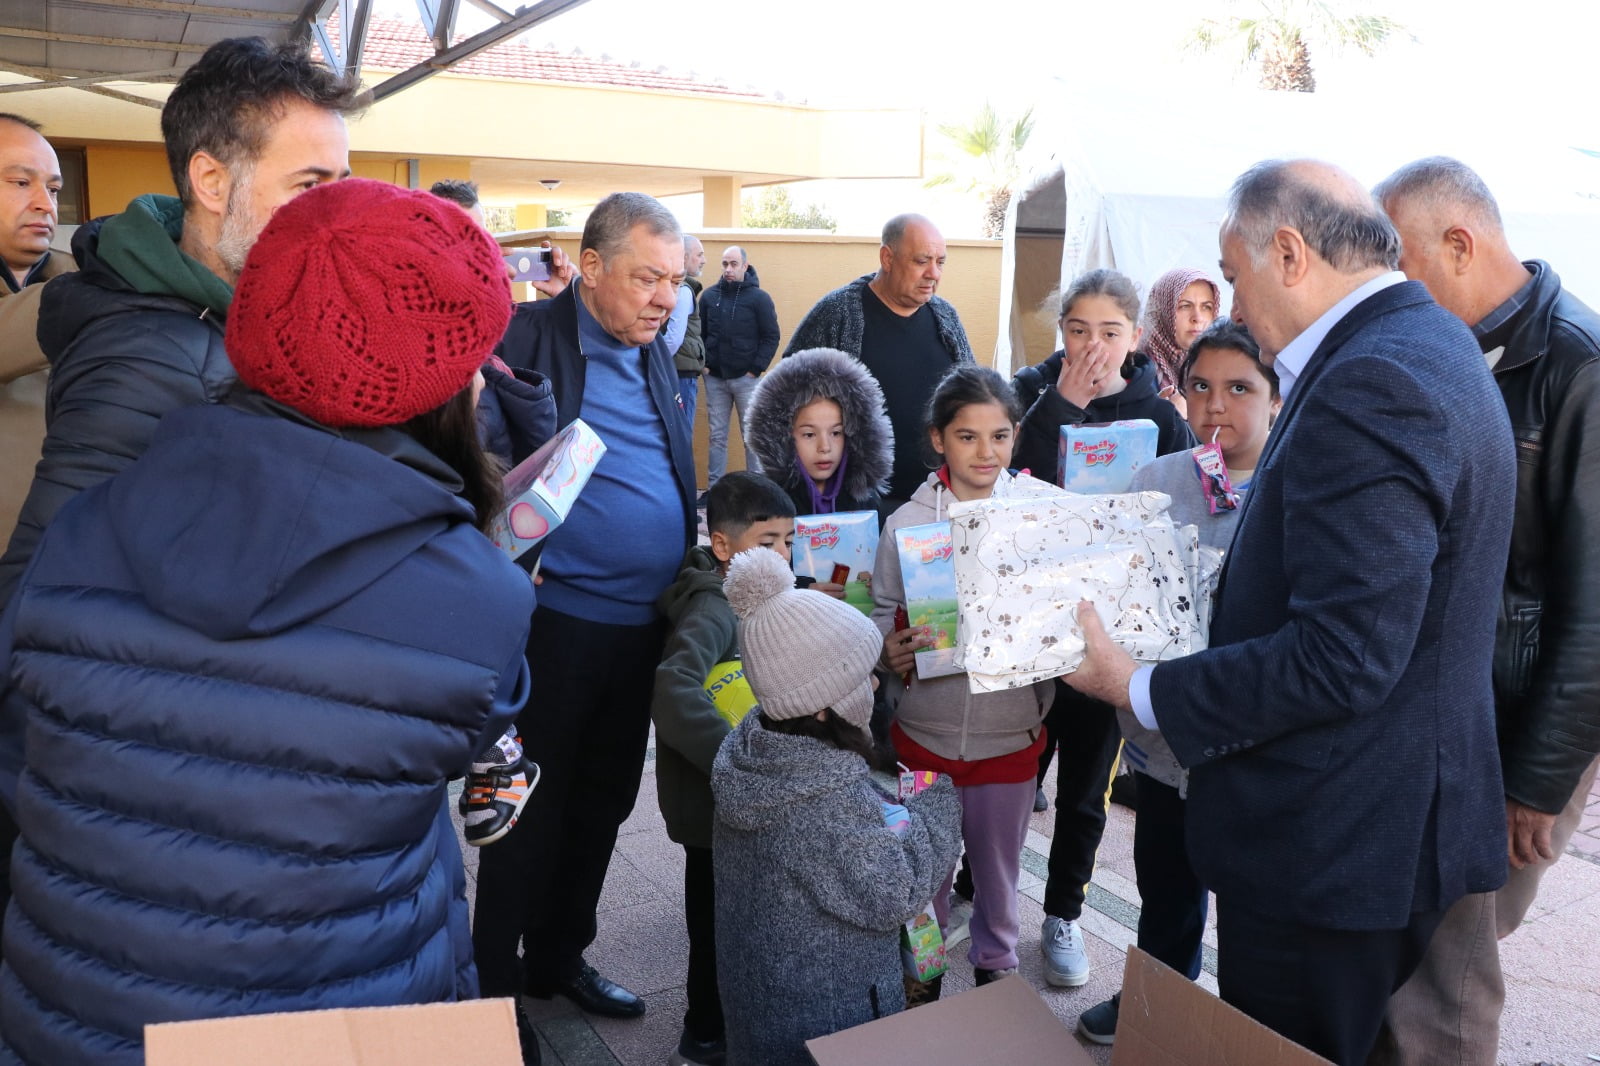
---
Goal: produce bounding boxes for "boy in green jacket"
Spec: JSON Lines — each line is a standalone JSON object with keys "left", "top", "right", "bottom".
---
{"left": 652, "top": 471, "right": 796, "bottom": 1066}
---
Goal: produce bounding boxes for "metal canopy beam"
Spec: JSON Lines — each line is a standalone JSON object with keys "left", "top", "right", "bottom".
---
{"left": 107, "top": 0, "right": 298, "bottom": 19}
{"left": 370, "top": 0, "right": 593, "bottom": 102}
{"left": 429, "top": 0, "right": 460, "bottom": 53}
{"left": 0, "top": 68, "right": 181, "bottom": 94}
{"left": 462, "top": 0, "right": 512, "bottom": 23}
{"left": 342, "top": 0, "right": 372, "bottom": 77}
{"left": 0, "top": 0, "right": 588, "bottom": 106}
{"left": 0, "top": 61, "right": 165, "bottom": 108}
{"left": 0, "top": 26, "right": 212, "bottom": 54}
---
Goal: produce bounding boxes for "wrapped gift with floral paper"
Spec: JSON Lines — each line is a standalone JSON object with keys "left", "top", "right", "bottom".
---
{"left": 946, "top": 489, "right": 1204, "bottom": 693}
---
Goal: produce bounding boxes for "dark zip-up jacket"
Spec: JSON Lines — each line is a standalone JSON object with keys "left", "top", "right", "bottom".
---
{"left": 494, "top": 283, "right": 696, "bottom": 557}
{"left": 0, "top": 210, "right": 234, "bottom": 609}
{"left": 1488, "top": 259, "right": 1600, "bottom": 814}
{"left": 702, "top": 270, "right": 780, "bottom": 379}
{"left": 1013, "top": 351, "right": 1196, "bottom": 484}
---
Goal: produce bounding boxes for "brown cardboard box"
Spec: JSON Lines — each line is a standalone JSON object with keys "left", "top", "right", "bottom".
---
{"left": 145, "top": 998, "right": 521, "bottom": 1066}
{"left": 1112, "top": 948, "right": 1334, "bottom": 1066}
{"left": 806, "top": 973, "right": 1094, "bottom": 1065}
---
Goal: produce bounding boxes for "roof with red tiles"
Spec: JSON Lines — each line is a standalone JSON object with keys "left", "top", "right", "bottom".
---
{"left": 324, "top": 14, "right": 770, "bottom": 99}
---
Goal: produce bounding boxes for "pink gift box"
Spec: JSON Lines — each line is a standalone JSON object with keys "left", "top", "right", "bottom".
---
{"left": 487, "top": 418, "right": 606, "bottom": 560}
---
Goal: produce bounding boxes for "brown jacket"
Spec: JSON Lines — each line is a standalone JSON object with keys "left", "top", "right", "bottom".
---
{"left": 1, "top": 249, "right": 78, "bottom": 548}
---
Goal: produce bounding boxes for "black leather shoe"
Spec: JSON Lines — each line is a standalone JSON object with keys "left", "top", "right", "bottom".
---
{"left": 529, "top": 962, "right": 646, "bottom": 1019}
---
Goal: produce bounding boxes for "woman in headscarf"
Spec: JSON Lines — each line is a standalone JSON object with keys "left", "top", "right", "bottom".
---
{"left": 1141, "top": 268, "right": 1222, "bottom": 418}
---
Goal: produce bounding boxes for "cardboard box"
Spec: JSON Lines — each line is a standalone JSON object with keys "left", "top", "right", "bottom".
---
{"left": 1058, "top": 418, "right": 1158, "bottom": 492}
{"left": 145, "top": 998, "right": 521, "bottom": 1066}
{"left": 895, "top": 519, "right": 962, "bottom": 679}
{"left": 806, "top": 974, "right": 1092, "bottom": 1065}
{"left": 1112, "top": 949, "right": 1334, "bottom": 1066}
{"left": 793, "top": 510, "right": 877, "bottom": 615}
{"left": 487, "top": 417, "right": 606, "bottom": 560}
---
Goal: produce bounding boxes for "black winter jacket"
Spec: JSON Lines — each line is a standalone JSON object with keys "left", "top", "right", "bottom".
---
{"left": 1489, "top": 260, "right": 1600, "bottom": 814}
{"left": 0, "top": 219, "right": 232, "bottom": 608}
{"left": 702, "top": 273, "right": 780, "bottom": 379}
{"left": 1013, "top": 352, "right": 1196, "bottom": 484}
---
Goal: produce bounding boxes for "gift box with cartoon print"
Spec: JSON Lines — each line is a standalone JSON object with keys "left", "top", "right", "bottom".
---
{"left": 1057, "top": 418, "right": 1158, "bottom": 492}
{"left": 487, "top": 418, "right": 606, "bottom": 560}
{"left": 793, "top": 510, "right": 878, "bottom": 616}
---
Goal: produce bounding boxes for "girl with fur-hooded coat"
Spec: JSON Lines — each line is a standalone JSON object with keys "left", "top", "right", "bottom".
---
{"left": 743, "top": 347, "right": 893, "bottom": 516}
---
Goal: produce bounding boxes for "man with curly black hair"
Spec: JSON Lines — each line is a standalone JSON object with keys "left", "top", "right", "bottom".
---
{"left": 0, "top": 36, "right": 363, "bottom": 944}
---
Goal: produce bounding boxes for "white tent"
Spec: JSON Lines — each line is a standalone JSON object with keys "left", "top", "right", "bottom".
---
{"left": 995, "top": 87, "right": 1600, "bottom": 375}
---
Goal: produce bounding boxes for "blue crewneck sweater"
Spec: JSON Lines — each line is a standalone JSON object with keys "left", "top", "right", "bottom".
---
{"left": 536, "top": 294, "right": 683, "bottom": 625}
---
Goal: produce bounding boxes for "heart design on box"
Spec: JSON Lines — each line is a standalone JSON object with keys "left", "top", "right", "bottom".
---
{"left": 508, "top": 502, "right": 549, "bottom": 541}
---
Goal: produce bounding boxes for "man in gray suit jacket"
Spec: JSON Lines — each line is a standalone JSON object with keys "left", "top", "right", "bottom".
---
{"left": 1065, "top": 159, "right": 1515, "bottom": 1065}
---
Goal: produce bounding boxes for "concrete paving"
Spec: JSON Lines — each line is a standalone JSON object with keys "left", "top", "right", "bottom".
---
{"left": 455, "top": 752, "right": 1600, "bottom": 1066}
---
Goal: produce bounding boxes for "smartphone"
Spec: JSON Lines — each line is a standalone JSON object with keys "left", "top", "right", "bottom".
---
{"left": 505, "top": 247, "right": 552, "bottom": 283}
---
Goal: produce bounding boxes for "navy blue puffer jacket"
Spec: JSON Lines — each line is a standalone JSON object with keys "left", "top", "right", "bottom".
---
{"left": 0, "top": 399, "right": 532, "bottom": 1065}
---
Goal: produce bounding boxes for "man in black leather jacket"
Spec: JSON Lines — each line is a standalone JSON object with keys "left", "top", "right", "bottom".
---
{"left": 1375, "top": 158, "right": 1600, "bottom": 1065}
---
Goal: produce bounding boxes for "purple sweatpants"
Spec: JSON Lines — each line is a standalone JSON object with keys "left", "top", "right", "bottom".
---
{"left": 931, "top": 778, "right": 1035, "bottom": 971}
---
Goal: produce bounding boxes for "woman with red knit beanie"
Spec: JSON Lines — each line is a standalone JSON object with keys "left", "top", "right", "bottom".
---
{"left": 0, "top": 179, "right": 538, "bottom": 1066}
{"left": 1140, "top": 267, "right": 1223, "bottom": 419}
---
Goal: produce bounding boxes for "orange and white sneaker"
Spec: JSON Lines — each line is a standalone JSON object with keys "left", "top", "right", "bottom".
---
{"left": 460, "top": 730, "right": 540, "bottom": 847}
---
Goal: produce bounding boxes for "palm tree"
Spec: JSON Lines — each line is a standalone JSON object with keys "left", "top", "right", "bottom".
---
{"left": 925, "top": 103, "right": 1035, "bottom": 238}
{"left": 1188, "top": 1, "right": 1405, "bottom": 93}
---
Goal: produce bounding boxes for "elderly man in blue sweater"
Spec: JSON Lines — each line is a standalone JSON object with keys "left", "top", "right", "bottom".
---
{"left": 475, "top": 192, "right": 698, "bottom": 1062}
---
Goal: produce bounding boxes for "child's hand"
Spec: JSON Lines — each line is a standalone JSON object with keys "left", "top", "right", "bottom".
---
{"left": 1058, "top": 339, "right": 1118, "bottom": 409}
{"left": 810, "top": 581, "right": 847, "bottom": 600}
{"left": 882, "top": 625, "right": 934, "bottom": 674}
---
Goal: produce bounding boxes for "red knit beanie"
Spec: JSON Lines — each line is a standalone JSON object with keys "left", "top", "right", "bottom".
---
{"left": 226, "top": 178, "right": 512, "bottom": 428}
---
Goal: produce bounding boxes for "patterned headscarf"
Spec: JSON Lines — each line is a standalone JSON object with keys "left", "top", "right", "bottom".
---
{"left": 1142, "top": 268, "right": 1221, "bottom": 392}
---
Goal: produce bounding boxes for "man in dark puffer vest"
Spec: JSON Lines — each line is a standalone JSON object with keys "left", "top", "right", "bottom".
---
{"left": 0, "top": 180, "right": 534, "bottom": 1066}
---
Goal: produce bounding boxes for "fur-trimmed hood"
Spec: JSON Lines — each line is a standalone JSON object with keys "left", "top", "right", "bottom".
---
{"left": 745, "top": 347, "right": 893, "bottom": 510}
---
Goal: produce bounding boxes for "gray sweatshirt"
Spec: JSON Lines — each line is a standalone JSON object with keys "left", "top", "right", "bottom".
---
{"left": 871, "top": 472, "right": 1054, "bottom": 762}
{"left": 1122, "top": 449, "right": 1251, "bottom": 788}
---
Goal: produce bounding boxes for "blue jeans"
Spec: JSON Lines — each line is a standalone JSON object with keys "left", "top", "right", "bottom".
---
{"left": 705, "top": 373, "right": 761, "bottom": 485}
{"left": 677, "top": 373, "right": 700, "bottom": 431}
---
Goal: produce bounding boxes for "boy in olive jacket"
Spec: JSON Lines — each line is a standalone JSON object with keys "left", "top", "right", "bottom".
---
{"left": 651, "top": 471, "right": 796, "bottom": 1066}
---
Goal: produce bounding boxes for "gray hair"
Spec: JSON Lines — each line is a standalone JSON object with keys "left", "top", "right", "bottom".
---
{"left": 881, "top": 212, "right": 933, "bottom": 251}
{"left": 1225, "top": 159, "right": 1400, "bottom": 273}
{"left": 582, "top": 192, "right": 681, "bottom": 262}
{"left": 1373, "top": 156, "right": 1504, "bottom": 233}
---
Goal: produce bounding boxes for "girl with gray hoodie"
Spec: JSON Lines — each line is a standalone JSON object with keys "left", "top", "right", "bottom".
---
{"left": 711, "top": 548, "right": 962, "bottom": 1066}
{"left": 872, "top": 365, "right": 1054, "bottom": 985}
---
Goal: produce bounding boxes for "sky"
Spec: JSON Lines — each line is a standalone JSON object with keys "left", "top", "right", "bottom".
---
{"left": 373, "top": 0, "right": 1600, "bottom": 235}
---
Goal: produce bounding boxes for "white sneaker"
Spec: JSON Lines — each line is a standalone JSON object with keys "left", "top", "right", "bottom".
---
{"left": 1041, "top": 916, "right": 1090, "bottom": 987}
{"left": 944, "top": 895, "right": 974, "bottom": 949}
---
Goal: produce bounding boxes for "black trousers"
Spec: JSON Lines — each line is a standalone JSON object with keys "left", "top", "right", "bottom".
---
{"left": 682, "top": 844, "right": 723, "bottom": 1042}
{"left": 1215, "top": 898, "right": 1443, "bottom": 1066}
{"left": 1131, "top": 773, "right": 1206, "bottom": 979}
{"left": 472, "top": 607, "right": 665, "bottom": 996}
{"left": 1041, "top": 682, "right": 1122, "bottom": 920}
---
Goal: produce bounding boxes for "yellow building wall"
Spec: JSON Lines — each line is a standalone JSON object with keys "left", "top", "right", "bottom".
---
{"left": 503, "top": 232, "right": 1002, "bottom": 487}
{"left": 85, "top": 144, "right": 175, "bottom": 217}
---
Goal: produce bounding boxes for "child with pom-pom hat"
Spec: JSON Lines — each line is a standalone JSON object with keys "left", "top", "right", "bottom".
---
{"left": 708, "top": 548, "right": 963, "bottom": 1066}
